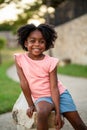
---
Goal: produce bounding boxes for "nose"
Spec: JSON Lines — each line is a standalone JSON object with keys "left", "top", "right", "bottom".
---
{"left": 34, "top": 40, "right": 40, "bottom": 46}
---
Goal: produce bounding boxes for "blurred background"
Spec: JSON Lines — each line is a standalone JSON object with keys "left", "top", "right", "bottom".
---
{"left": 0, "top": 0, "right": 87, "bottom": 114}
{"left": 0, "top": 0, "right": 87, "bottom": 64}
{"left": 0, "top": 1, "right": 87, "bottom": 130}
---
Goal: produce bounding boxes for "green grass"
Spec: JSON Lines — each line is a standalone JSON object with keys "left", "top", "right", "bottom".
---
{"left": 0, "top": 48, "right": 21, "bottom": 114}
{"left": 0, "top": 61, "right": 21, "bottom": 114}
{"left": 58, "top": 63, "right": 87, "bottom": 78}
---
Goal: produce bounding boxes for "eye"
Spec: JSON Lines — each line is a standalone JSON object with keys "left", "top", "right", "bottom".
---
{"left": 28, "top": 39, "right": 35, "bottom": 44}
{"left": 40, "top": 40, "right": 46, "bottom": 44}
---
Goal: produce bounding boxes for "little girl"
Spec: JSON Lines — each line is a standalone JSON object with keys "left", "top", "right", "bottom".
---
{"left": 15, "top": 23, "right": 87, "bottom": 130}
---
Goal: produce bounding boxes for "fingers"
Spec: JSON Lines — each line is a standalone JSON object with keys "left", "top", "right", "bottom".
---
{"left": 55, "top": 122, "right": 62, "bottom": 130}
{"left": 26, "top": 105, "right": 35, "bottom": 118}
{"left": 55, "top": 119, "right": 60, "bottom": 130}
{"left": 26, "top": 108, "right": 33, "bottom": 118}
{"left": 56, "top": 125, "right": 60, "bottom": 130}
{"left": 59, "top": 119, "right": 64, "bottom": 129}
{"left": 55, "top": 118, "right": 64, "bottom": 130}
{"left": 61, "top": 119, "right": 64, "bottom": 128}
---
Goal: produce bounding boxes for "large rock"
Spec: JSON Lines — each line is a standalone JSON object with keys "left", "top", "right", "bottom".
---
{"left": 12, "top": 92, "right": 56, "bottom": 130}
{"left": 12, "top": 92, "right": 82, "bottom": 130}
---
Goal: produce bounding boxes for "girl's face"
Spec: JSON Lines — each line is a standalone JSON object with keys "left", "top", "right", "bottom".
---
{"left": 25, "top": 30, "right": 46, "bottom": 59}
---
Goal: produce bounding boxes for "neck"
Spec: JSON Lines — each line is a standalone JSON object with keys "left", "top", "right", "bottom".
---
{"left": 28, "top": 53, "right": 45, "bottom": 60}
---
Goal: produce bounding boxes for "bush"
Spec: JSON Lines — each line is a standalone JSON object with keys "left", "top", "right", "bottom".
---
{"left": 0, "top": 23, "right": 13, "bottom": 31}
{"left": 0, "top": 37, "right": 6, "bottom": 64}
{"left": 0, "top": 37, "right": 6, "bottom": 49}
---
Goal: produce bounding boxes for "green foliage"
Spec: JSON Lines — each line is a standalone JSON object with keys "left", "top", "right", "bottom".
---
{"left": 0, "top": 0, "right": 21, "bottom": 8}
{"left": 0, "top": 37, "right": 6, "bottom": 64}
{"left": 12, "top": 1, "right": 42, "bottom": 32}
{"left": 0, "top": 22, "right": 14, "bottom": 31}
{"left": 0, "top": 0, "right": 5, "bottom": 4}
{"left": 0, "top": 37, "right": 6, "bottom": 49}
{"left": 0, "top": 1, "right": 42, "bottom": 33}
{"left": 0, "top": 0, "right": 67, "bottom": 32}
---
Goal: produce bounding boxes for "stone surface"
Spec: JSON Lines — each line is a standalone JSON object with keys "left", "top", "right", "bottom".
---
{"left": 0, "top": 112, "right": 16, "bottom": 130}
{"left": 12, "top": 92, "right": 56, "bottom": 129}
{"left": 53, "top": 14, "right": 87, "bottom": 65}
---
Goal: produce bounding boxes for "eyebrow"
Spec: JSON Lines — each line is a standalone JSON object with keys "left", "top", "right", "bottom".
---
{"left": 28, "top": 38, "right": 45, "bottom": 40}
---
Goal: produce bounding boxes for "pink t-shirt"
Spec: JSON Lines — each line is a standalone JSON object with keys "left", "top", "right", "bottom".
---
{"left": 15, "top": 53, "right": 66, "bottom": 101}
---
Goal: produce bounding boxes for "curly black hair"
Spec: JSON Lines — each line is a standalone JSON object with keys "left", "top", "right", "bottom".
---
{"left": 17, "top": 23, "right": 57, "bottom": 51}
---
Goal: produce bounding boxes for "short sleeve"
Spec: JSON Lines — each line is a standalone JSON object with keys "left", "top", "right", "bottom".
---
{"left": 14, "top": 53, "right": 21, "bottom": 67}
{"left": 49, "top": 57, "right": 59, "bottom": 72}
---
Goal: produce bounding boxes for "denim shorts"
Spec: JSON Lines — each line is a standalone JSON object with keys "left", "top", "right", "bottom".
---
{"left": 34, "top": 90, "right": 77, "bottom": 114}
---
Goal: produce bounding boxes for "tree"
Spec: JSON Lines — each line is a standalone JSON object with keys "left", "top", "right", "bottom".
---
{"left": 0, "top": 22, "right": 14, "bottom": 31}
{"left": 0, "top": 0, "right": 43, "bottom": 32}
{"left": 0, "top": 0, "right": 66, "bottom": 8}
{"left": 12, "top": 1, "right": 42, "bottom": 32}
{"left": 0, "top": 37, "right": 6, "bottom": 64}
{"left": 0, "top": 0, "right": 21, "bottom": 8}
{"left": 0, "top": 0, "right": 67, "bottom": 32}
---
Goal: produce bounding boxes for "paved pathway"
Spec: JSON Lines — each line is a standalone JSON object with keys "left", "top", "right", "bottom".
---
{"left": 0, "top": 65, "right": 87, "bottom": 130}
{"left": 0, "top": 112, "right": 16, "bottom": 130}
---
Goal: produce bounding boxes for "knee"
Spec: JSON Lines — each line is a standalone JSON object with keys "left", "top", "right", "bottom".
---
{"left": 37, "top": 108, "right": 49, "bottom": 119}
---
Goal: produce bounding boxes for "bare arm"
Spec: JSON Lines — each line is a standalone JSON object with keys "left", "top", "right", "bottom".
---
{"left": 49, "top": 66, "right": 63, "bottom": 129}
{"left": 15, "top": 59, "right": 34, "bottom": 107}
{"left": 49, "top": 66, "right": 60, "bottom": 115}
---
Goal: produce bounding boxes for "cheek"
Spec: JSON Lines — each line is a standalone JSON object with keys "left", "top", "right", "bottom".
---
{"left": 43, "top": 44, "right": 46, "bottom": 50}
{"left": 44, "top": 46, "right": 46, "bottom": 50}
{"left": 41, "top": 43, "right": 46, "bottom": 48}
{"left": 27, "top": 44, "right": 32, "bottom": 48}
{"left": 25, "top": 44, "right": 31, "bottom": 51}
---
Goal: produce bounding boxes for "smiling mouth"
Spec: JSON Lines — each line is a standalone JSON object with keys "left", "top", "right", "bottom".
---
{"left": 33, "top": 48, "right": 40, "bottom": 51}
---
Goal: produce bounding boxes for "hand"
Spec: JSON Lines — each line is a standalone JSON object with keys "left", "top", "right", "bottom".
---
{"left": 26, "top": 105, "right": 35, "bottom": 118}
{"left": 55, "top": 114, "right": 64, "bottom": 130}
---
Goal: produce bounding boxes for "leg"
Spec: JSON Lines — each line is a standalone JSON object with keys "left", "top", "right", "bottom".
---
{"left": 63, "top": 111, "right": 87, "bottom": 130}
{"left": 35, "top": 101, "right": 54, "bottom": 130}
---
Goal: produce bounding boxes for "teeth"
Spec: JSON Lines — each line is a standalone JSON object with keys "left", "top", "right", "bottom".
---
{"left": 33, "top": 48, "right": 40, "bottom": 51}
{"left": 33, "top": 48, "right": 40, "bottom": 50}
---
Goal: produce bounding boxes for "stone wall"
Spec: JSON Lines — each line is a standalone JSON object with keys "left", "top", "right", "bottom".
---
{"left": 0, "top": 31, "right": 17, "bottom": 48}
{"left": 52, "top": 14, "right": 87, "bottom": 65}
